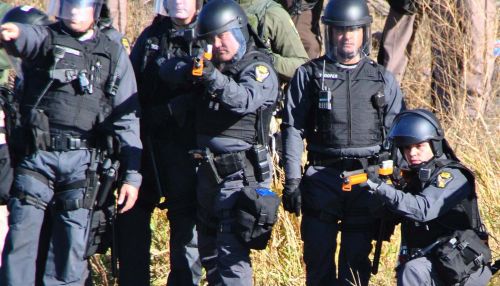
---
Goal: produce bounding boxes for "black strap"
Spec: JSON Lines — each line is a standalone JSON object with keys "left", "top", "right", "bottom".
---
{"left": 16, "top": 167, "right": 50, "bottom": 187}
{"left": 57, "top": 179, "right": 87, "bottom": 192}
{"left": 53, "top": 198, "right": 84, "bottom": 211}
{"left": 14, "top": 192, "right": 48, "bottom": 210}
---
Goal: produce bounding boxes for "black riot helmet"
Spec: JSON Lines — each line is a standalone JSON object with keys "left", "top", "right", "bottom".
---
{"left": 195, "top": 0, "right": 249, "bottom": 41}
{"left": 2, "top": 5, "right": 52, "bottom": 25}
{"left": 322, "top": 0, "right": 372, "bottom": 62}
{"left": 388, "top": 109, "right": 445, "bottom": 157}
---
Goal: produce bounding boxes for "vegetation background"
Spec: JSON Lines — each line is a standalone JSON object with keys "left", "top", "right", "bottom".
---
{"left": 3, "top": 0, "right": 498, "bottom": 285}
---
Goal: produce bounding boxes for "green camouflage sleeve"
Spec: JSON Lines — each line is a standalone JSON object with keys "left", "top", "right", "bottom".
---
{"left": 263, "top": 5, "right": 309, "bottom": 80}
{"left": 0, "top": 2, "right": 13, "bottom": 85}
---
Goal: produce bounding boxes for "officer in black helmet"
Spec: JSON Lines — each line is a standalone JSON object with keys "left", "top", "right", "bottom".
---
{"left": 281, "top": 0, "right": 405, "bottom": 285}
{"left": 0, "top": 0, "right": 142, "bottom": 284}
{"left": 366, "top": 109, "right": 492, "bottom": 286}
{"left": 116, "top": 0, "right": 204, "bottom": 285}
{"left": 193, "top": 0, "right": 278, "bottom": 284}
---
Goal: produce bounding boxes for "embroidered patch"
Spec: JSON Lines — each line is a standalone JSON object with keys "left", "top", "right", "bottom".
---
{"left": 255, "top": 65, "right": 270, "bottom": 82}
{"left": 435, "top": 171, "right": 453, "bottom": 188}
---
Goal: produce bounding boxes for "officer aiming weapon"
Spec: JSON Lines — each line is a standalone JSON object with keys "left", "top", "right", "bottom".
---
{"left": 341, "top": 159, "right": 395, "bottom": 192}
{"left": 192, "top": 44, "right": 213, "bottom": 76}
{"left": 340, "top": 159, "right": 398, "bottom": 274}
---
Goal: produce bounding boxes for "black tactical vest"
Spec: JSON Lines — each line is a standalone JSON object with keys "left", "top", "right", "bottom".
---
{"left": 304, "top": 56, "right": 386, "bottom": 150}
{"left": 196, "top": 46, "right": 274, "bottom": 144}
{"left": 137, "top": 16, "right": 203, "bottom": 104}
{"left": 403, "top": 160, "right": 477, "bottom": 248}
{"left": 21, "top": 23, "right": 120, "bottom": 135}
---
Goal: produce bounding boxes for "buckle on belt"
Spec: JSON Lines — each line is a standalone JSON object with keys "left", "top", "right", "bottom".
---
{"left": 50, "top": 134, "right": 87, "bottom": 151}
{"left": 68, "top": 137, "right": 83, "bottom": 149}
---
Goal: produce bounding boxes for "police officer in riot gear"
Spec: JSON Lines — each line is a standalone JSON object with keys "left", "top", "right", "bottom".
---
{"left": 116, "top": 0, "right": 203, "bottom": 285}
{"left": 365, "top": 109, "right": 492, "bottom": 286}
{"left": 192, "top": 0, "right": 278, "bottom": 284}
{"left": 281, "top": 0, "right": 405, "bottom": 285}
{"left": 0, "top": 0, "right": 142, "bottom": 284}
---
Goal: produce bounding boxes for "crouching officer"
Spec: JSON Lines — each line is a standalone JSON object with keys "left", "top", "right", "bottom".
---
{"left": 281, "top": 0, "right": 405, "bottom": 285}
{"left": 366, "top": 109, "right": 492, "bottom": 286}
{"left": 117, "top": 0, "right": 204, "bottom": 285}
{"left": 0, "top": 0, "right": 142, "bottom": 284}
{"left": 192, "top": 0, "right": 278, "bottom": 284}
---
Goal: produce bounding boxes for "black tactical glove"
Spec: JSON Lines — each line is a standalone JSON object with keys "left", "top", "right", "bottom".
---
{"left": 201, "top": 59, "right": 216, "bottom": 82}
{"left": 282, "top": 178, "right": 301, "bottom": 216}
{"left": 366, "top": 165, "right": 382, "bottom": 191}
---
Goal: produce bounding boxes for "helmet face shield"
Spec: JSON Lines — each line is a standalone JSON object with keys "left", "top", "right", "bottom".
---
{"left": 388, "top": 109, "right": 445, "bottom": 158}
{"left": 47, "top": 0, "right": 102, "bottom": 22}
{"left": 154, "top": 0, "right": 201, "bottom": 17}
{"left": 195, "top": 0, "right": 247, "bottom": 40}
{"left": 321, "top": 0, "right": 372, "bottom": 62}
{"left": 154, "top": 0, "right": 167, "bottom": 15}
{"left": 325, "top": 24, "right": 369, "bottom": 62}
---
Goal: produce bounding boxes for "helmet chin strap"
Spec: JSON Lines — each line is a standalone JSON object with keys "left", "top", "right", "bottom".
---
{"left": 409, "top": 157, "right": 437, "bottom": 182}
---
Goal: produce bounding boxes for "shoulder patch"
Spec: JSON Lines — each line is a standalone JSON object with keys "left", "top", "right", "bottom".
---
{"left": 121, "top": 37, "right": 131, "bottom": 52}
{"left": 435, "top": 171, "right": 454, "bottom": 188}
{"left": 255, "top": 65, "right": 270, "bottom": 82}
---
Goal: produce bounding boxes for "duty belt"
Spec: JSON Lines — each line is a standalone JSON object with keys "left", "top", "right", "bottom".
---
{"left": 308, "top": 153, "right": 380, "bottom": 171}
{"left": 49, "top": 133, "right": 92, "bottom": 151}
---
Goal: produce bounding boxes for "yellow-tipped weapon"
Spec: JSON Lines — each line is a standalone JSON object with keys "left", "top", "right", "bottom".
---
{"left": 341, "top": 160, "right": 394, "bottom": 191}
{"left": 192, "top": 44, "right": 213, "bottom": 76}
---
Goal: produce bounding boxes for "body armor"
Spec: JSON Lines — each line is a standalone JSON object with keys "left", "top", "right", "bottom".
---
{"left": 21, "top": 23, "right": 120, "bottom": 136}
{"left": 305, "top": 56, "right": 385, "bottom": 149}
{"left": 196, "top": 46, "right": 274, "bottom": 144}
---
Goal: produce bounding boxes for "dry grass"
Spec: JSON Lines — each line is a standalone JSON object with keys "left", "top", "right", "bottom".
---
{"left": 3, "top": 0, "right": 498, "bottom": 285}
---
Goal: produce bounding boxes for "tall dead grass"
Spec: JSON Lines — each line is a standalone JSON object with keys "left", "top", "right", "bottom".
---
{"left": 2, "top": 0, "right": 498, "bottom": 285}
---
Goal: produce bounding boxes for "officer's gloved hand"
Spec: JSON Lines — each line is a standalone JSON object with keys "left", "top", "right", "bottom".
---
{"left": 282, "top": 178, "right": 301, "bottom": 216}
{"left": 366, "top": 165, "right": 382, "bottom": 192}
{"left": 158, "top": 57, "right": 192, "bottom": 87}
{"left": 201, "top": 59, "right": 216, "bottom": 82}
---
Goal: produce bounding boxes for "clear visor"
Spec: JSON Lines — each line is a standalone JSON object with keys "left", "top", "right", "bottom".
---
{"left": 324, "top": 25, "right": 370, "bottom": 62}
{"left": 154, "top": 0, "right": 200, "bottom": 19}
{"left": 153, "top": 0, "right": 167, "bottom": 16}
{"left": 47, "top": 0, "right": 102, "bottom": 21}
